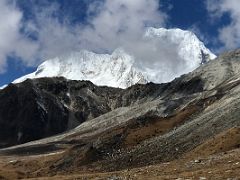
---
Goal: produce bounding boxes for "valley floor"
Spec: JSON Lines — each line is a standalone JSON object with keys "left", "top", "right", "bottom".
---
{"left": 0, "top": 148, "right": 239, "bottom": 179}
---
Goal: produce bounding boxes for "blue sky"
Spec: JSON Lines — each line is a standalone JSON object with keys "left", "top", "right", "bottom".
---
{"left": 0, "top": 0, "right": 239, "bottom": 86}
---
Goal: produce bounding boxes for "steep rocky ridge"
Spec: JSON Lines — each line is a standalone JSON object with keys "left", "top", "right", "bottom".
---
{"left": 0, "top": 78, "right": 121, "bottom": 148}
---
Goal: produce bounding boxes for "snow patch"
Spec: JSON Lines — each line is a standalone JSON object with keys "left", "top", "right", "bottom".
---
{"left": 17, "top": 132, "right": 22, "bottom": 142}
{"left": 0, "top": 85, "right": 7, "bottom": 89}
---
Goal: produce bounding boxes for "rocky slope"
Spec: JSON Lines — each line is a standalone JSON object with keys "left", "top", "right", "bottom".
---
{"left": 0, "top": 78, "right": 118, "bottom": 148}
{"left": 0, "top": 49, "right": 239, "bottom": 179}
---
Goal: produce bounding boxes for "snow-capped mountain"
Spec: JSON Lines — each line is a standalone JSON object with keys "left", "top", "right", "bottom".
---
{"left": 142, "top": 27, "right": 216, "bottom": 82}
{"left": 5, "top": 27, "right": 216, "bottom": 89}
{"left": 145, "top": 27, "right": 216, "bottom": 62}
{"left": 13, "top": 49, "right": 147, "bottom": 89}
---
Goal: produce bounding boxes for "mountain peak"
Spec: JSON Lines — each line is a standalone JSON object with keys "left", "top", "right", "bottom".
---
{"left": 12, "top": 48, "right": 146, "bottom": 89}
{"left": 145, "top": 27, "right": 216, "bottom": 59}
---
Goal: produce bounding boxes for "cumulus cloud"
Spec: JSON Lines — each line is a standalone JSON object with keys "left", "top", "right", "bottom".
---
{"left": 206, "top": 0, "right": 240, "bottom": 50}
{"left": 0, "top": 0, "right": 38, "bottom": 73}
{"left": 0, "top": 0, "right": 168, "bottom": 72}
{"left": 79, "top": 0, "right": 166, "bottom": 52}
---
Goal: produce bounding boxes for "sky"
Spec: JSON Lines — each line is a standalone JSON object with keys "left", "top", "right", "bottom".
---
{"left": 0, "top": 0, "right": 239, "bottom": 86}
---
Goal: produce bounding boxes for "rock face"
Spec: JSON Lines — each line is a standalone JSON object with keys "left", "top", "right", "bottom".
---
{"left": 0, "top": 79, "right": 69, "bottom": 148}
{"left": 0, "top": 49, "right": 240, "bottom": 178}
{"left": 6, "top": 27, "right": 216, "bottom": 89}
{"left": 0, "top": 78, "right": 119, "bottom": 148}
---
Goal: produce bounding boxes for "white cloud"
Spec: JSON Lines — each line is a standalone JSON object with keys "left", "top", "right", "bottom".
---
{"left": 0, "top": 0, "right": 38, "bottom": 73}
{"left": 1, "top": 0, "right": 168, "bottom": 71}
{"left": 79, "top": 0, "right": 166, "bottom": 52}
{"left": 25, "top": 0, "right": 166, "bottom": 55}
{"left": 3, "top": 0, "right": 166, "bottom": 63}
{"left": 206, "top": 0, "right": 240, "bottom": 50}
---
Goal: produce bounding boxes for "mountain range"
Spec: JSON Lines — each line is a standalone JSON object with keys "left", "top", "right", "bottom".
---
{"left": 0, "top": 29, "right": 239, "bottom": 179}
